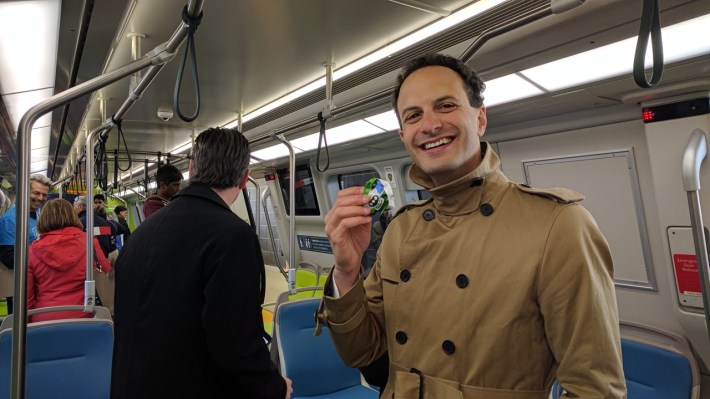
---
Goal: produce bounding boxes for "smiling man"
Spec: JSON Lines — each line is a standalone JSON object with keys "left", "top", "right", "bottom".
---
{"left": 0, "top": 174, "right": 51, "bottom": 315}
{"left": 0, "top": 174, "right": 51, "bottom": 270}
{"left": 318, "top": 54, "right": 626, "bottom": 398}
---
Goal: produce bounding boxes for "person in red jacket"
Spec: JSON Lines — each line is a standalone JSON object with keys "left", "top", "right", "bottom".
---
{"left": 27, "top": 198, "right": 109, "bottom": 322}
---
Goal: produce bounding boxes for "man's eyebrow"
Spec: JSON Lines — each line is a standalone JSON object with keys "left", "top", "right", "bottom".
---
{"left": 399, "top": 95, "right": 459, "bottom": 117}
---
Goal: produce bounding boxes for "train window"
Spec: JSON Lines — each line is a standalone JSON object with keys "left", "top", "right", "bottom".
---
{"left": 277, "top": 164, "right": 320, "bottom": 216}
{"left": 338, "top": 170, "right": 379, "bottom": 190}
{"left": 417, "top": 190, "right": 431, "bottom": 201}
{"left": 402, "top": 163, "right": 430, "bottom": 204}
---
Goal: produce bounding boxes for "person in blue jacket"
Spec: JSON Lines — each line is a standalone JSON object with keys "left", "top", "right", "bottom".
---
{"left": 0, "top": 174, "right": 50, "bottom": 314}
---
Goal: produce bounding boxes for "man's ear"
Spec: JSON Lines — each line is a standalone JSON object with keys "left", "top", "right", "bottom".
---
{"left": 477, "top": 106, "right": 487, "bottom": 138}
{"left": 237, "top": 170, "right": 250, "bottom": 190}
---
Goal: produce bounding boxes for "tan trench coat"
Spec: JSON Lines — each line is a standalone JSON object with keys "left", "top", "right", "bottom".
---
{"left": 318, "top": 144, "right": 626, "bottom": 399}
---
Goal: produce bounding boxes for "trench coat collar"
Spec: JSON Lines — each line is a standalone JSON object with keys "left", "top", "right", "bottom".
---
{"left": 409, "top": 142, "right": 506, "bottom": 216}
{"left": 171, "top": 182, "right": 230, "bottom": 210}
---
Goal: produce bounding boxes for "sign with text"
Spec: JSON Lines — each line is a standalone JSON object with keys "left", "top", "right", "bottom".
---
{"left": 297, "top": 235, "right": 333, "bottom": 254}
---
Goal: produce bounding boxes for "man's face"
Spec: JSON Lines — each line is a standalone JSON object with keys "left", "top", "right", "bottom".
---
{"left": 397, "top": 66, "right": 487, "bottom": 186}
{"left": 118, "top": 210, "right": 127, "bottom": 219}
{"left": 161, "top": 181, "right": 182, "bottom": 199}
{"left": 94, "top": 198, "right": 105, "bottom": 208}
{"left": 30, "top": 182, "right": 49, "bottom": 211}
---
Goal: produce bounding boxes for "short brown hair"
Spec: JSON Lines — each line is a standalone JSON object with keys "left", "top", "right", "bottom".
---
{"left": 392, "top": 53, "right": 486, "bottom": 125}
{"left": 37, "top": 198, "right": 83, "bottom": 234}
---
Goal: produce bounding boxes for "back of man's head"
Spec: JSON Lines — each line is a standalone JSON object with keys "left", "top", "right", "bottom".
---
{"left": 74, "top": 195, "right": 87, "bottom": 209}
{"left": 190, "top": 128, "right": 250, "bottom": 189}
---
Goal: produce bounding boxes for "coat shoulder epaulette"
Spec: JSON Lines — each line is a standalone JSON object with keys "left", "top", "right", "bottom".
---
{"left": 394, "top": 198, "right": 432, "bottom": 218}
{"left": 514, "top": 183, "right": 584, "bottom": 204}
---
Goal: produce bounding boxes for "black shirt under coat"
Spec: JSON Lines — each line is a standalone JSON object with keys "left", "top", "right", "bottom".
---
{"left": 111, "top": 183, "right": 285, "bottom": 399}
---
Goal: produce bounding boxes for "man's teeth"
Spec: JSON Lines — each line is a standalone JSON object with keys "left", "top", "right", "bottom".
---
{"left": 424, "top": 137, "right": 451, "bottom": 150}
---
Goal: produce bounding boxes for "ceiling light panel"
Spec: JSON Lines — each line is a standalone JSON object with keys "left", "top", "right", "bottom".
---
{"left": 484, "top": 74, "right": 544, "bottom": 107}
{"left": 0, "top": 0, "right": 60, "bottom": 95}
{"left": 251, "top": 145, "right": 304, "bottom": 161}
{"left": 2, "top": 88, "right": 55, "bottom": 132}
{"left": 239, "top": 0, "right": 510, "bottom": 125}
{"left": 520, "top": 13, "right": 710, "bottom": 92}
{"left": 365, "top": 110, "right": 400, "bottom": 131}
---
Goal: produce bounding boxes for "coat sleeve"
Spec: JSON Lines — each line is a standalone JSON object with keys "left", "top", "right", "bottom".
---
{"left": 92, "top": 237, "right": 111, "bottom": 273}
{"left": 319, "top": 255, "right": 388, "bottom": 368}
{"left": 201, "top": 226, "right": 286, "bottom": 399}
{"left": 537, "top": 204, "right": 626, "bottom": 398}
{"left": 26, "top": 248, "right": 36, "bottom": 310}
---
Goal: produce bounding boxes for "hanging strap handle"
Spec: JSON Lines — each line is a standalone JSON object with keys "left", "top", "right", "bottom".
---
{"left": 633, "top": 0, "right": 664, "bottom": 88}
{"left": 316, "top": 112, "right": 330, "bottom": 172}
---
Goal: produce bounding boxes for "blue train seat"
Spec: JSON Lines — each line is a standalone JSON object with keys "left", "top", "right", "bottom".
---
{"left": 274, "top": 297, "right": 378, "bottom": 399}
{"left": 552, "top": 322, "right": 698, "bottom": 399}
{"left": 0, "top": 306, "right": 114, "bottom": 399}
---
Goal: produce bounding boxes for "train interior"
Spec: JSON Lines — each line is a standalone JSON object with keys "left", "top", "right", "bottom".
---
{"left": 1, "top": 0, "right": 710, "bottom": 397}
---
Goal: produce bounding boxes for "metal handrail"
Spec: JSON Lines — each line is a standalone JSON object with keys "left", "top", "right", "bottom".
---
{"left": 681, "top": 129, "right": 710, "bottom": 338}
{"left": 273, "top": 134, "right": 296, "bottom": 293}
{"left": 248, "top": 176, "right": 261, "bottom": 237}
{"left": 11, "top": 2, "right": 203, "bottom": 396}
{"left": 261, "top": 189, "right": 286, "bottom": 278}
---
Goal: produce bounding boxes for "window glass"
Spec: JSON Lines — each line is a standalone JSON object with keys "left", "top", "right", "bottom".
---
{"left": 339, "top": 170, "right": 379, "bottom": 190}
{"left": 417, "top": 190, "right": 431, "bottom": 201}
{"left": 277, "top": 164, "right": 320, "bottom": 216}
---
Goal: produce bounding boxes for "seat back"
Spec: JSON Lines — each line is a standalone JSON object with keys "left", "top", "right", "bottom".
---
{"left": 274, "top": 298, "right": 363, "bottom": 397}
{"left": 622, "top": 339, "right": 693, "bottom": 398}
{"left": 0, "top": 306, "right": 114, "bottom": 399}
{"left": 619, "top": 322, "right": 698, "bottom": 399}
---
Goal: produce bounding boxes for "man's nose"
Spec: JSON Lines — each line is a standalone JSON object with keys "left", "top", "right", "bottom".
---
{"left": 420, "top": 111, "right": 441, "bottom": 133}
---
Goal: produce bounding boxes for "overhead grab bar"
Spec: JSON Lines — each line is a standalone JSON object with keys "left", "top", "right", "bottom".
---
{"left": 11, "top": 2, "right": 204, "bottom": 397}
{"left": 681, "top": 129, "right": 710, "bottom": 338}
{"left": 272, "top": 133, "right": 296, "bottom": 293}
{"left": 461, "top": 0, "right": 586, "bottom": 63}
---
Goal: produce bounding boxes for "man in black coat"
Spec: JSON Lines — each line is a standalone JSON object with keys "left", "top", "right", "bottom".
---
{"left": 111, "top": 128, "right": 292, "bottom": 399}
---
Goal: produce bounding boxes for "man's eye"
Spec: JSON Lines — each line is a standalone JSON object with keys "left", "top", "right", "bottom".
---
{"left": 404, "top": 112, "right": 421, "bottom": 122}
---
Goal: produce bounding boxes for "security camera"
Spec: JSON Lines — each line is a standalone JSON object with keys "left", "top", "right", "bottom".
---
{"left": 157, "top": 109, "right": 173, "bottom": 122}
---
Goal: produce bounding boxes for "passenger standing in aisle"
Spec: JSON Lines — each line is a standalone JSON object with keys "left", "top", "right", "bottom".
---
{"left": 0, "top": 173, "right": 50, "bottom": 314}
{"left": 74, "top": 196, "right": 113, "bottom": 266}
{"left": 114, "top": 205, "right": 131, "bottom": 243}
{"left": 317, "top": 53, "right": 626, "bottom": 398}
{"left": 111, "top": 127, "right": 292, "bottom": 399}
{"left": 27, "top": 198, "right": 94, "bottom": 322}
{"left": 142, "top": 164, "right": 182, "bottom": 218}
{"left": 0, "top": 174, "right": 51, "bottom": 269}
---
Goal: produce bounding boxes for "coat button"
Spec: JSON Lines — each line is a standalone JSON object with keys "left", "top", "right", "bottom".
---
{"left": 423, "top": 209, "right": 435, "bottom": 221}
{"left": 396, "top": 331, "right": 408, "bottom": 344}
{"left": 400, "top": 269, "right": 411, "bottom": 282}
{"left": 442, "top": 340, "right": 456, "bottom": 354}
{"left": 480, "top": 203, "right": 494, "bottom": 216}
{"left": 456, "top": 274, "right": 469, "bottom": 288}
{"left": 470, "top": 178, "right": 483, "bottom": 187}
